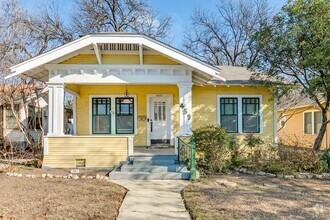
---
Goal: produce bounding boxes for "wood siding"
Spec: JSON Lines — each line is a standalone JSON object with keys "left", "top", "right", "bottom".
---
{"left": 192, "top": 86, "right": 275, "bottom": 143}
{"left": 43, "top": 136, "right": 129, "bottom": 168}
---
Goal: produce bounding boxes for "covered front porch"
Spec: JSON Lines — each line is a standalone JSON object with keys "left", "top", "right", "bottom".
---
{"left": 44, "top": 67, "right": 194, "bottom": 168}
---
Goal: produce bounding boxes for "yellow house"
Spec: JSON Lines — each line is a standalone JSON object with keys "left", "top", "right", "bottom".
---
{"left": 6, "top": 33, "right": 276, "bottom": 169}
{"left": 278, "top": 97, "right": 330, "bottom": 149}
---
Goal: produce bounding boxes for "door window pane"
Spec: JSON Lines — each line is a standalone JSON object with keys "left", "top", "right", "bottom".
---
{"left": 92, "top": 98, "right": 111, "bottom": 134}
{"left": 314, "top": 111, "right": 322, "bottom": 134}
{"left": 242, "top": 98, "right": 260, "bottom": 133}
{"left": 220, "top": 98, "right": 238, "bottom": 133}
{"left": 304, "top": 112, "right": 312, "bottom": 134}
{"left": 153, "top": 101, "right": 166, "bottom": 121}
{"left": 116, "top": 98, "right": 134, "bottom": 134}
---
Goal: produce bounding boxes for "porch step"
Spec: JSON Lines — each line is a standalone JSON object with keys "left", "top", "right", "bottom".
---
{"left": 109, "top": 171, "right": 190, "bottom": 180}
{"left": 121, "top": 164, "right": 188, "bottom": 173}
{"left": 109, "top": 155, "right": 190, "bottom": 180}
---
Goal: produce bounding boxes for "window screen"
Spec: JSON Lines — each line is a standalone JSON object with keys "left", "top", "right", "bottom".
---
{"left": 220, "top": 98, "right": 238, "bottom": 133}
{"left": 92, "top": 98, "right": 111, "bottom": 134}
{"left": 116, "top": 98, "right": 134, "bottom": 134}
{"left": 242, "top": 98, "right": 260, "bottom": 133}
{"left": 314, "top": 111, "right": 322, "bottom": 134}
{"left": 304, "top": 112, "right": 312, "bottom": 134}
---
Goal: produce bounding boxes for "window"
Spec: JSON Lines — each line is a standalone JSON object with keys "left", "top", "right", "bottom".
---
{"left": 154, "top": 101, "right": 166, "bottom": 121}
{"left": 304, "top": 111, "right": 322, "bottom": 134}
{"left": 314, "top": 111, "right": 322, "bottom": 134}
{"left": 220, "top": 98, "right": 238, "bottom": 133}
{"left": 28, "top": 106, "right": 42, "bottom": 129}
{"left": 242, "top": 98, "right": 260, "bottom": 133}
{"left": 92, "top": 98, "right": 111, "bottom": 134}
{"left": 6, "top": 104, "right": 20, "bottom": 129}
{"left": 218, "top": 96, "right": 261, "bottom": 134}
{"left": 116, "top": 98, "right": 134, "bottom": 134}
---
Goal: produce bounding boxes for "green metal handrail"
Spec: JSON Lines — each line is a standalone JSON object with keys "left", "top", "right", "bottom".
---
{"left": 177, "top": 135, "right": 197, "bottom": 180}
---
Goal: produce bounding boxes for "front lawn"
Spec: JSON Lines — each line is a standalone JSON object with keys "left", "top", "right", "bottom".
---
{"left": 0, "top": 169, "right": 126, "bottom": 220}
{"left": 183, "top": 174, "right": 330, "bottom": 220}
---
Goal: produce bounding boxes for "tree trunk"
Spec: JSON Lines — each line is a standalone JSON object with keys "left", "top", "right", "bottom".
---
{"left": 313, "top": 110, "right": 328, "bottom": 151}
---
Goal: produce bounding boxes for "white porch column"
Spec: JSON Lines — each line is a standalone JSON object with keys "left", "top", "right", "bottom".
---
{"left": 177, "top": 83, "right": 193, "bottom": 135}
{"left": 47, "top": 83, "right": 65, "bottom": 135}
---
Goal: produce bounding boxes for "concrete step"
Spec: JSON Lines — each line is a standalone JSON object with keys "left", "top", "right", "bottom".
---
{"left": 109, "top": 171, "right": 190, "bottom": 180}
{"left": 132, "top": 159, "right": 175, "bottom": 166}
{"left": 129, "top": 155, "right": 178, "bottom": 161}
{"left": 121, "top": 164, "right": 188, "bottom": 173}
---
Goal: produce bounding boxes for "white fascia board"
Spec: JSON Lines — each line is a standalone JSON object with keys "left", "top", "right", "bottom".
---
{"left": 7, "top": 35, "right": 93, "bottom": 79}
{"left": 8, "top": 34, "right": 226, "bottom": 82}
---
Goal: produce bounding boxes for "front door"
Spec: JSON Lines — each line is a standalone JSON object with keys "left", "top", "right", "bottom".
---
{"left": 149, "top": 96, "right": 171, "bottom": 144}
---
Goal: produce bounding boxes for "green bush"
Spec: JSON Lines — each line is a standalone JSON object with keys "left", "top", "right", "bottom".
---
{"left": 193, "top": 125, "right": 237, "bottom": 173}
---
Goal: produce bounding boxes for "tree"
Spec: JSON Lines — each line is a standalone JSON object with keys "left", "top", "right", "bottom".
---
{"left": 183, "top": 0, "right": 273, "bottom": 67}
{"left": 70, "top": 0, "right": 172, "bottom": 41}
{"left": 252, "top": 0, "right": 330, "bottom": 151}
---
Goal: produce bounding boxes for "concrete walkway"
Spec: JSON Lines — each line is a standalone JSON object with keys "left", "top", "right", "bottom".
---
{"left": 112, "top": 180, "right": 191, "bottom": 220}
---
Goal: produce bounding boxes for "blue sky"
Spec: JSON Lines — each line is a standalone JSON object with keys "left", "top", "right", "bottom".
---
{"left": 21, "top": 0, "right": 286, "bottom": 48}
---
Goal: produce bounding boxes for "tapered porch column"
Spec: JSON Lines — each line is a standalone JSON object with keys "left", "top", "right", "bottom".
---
{"left": 177, "top": 83, "right": 193, "bottom": 135}
{"left": 47, "top": 83, "right": 64, "bottom": 135}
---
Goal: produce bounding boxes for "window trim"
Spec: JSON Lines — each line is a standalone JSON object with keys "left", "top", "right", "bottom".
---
{"left": 89, "top": 94, "right": 137, "bottom": 135}
{"left": 303, "top": 110, "right": 321, "bottom": 135}
{"left": 217, "top": 95, "right": 263, "bottom": 134}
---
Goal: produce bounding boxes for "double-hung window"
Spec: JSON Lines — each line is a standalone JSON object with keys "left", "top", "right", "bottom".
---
{"left": 220, "top": 98, "right": 238, "bottom": 133}
{"left": 92, "top": 98, "right": 111, "bottom": 134}
{"left": 116, "top": 98, "right": 134, "bottom": 134}
{"left": 219, "top": 96, "right": 261, "bottom": 133}
{"left": 242, "top": 98, "right": 260, "bottom": 133}
{"left": 304, "top": 111, "right": 322, "bottom": 134}
{"left": 6, "top": 104, "right": 20, "bottom": 129}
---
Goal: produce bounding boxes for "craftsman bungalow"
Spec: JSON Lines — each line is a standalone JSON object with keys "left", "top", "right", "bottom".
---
{"left": 6, "top": 33, "right": 277, "bottom": 168}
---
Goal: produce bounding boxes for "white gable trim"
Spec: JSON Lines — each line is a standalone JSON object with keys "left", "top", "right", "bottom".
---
{"left": 7, "top": 34, "right": 225, "bottom": 82}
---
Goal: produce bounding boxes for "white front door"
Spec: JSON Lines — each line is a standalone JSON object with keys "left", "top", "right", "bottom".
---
{"left": 149, "top": 96, "right": 171, "bottom": 144}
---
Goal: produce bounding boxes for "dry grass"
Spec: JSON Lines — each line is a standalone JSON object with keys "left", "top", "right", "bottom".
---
{"left": 0, "top": 169, "right": 126, "bottom": 220}
{"left": 183, "top": 174, "right": 330, "bottom": 220}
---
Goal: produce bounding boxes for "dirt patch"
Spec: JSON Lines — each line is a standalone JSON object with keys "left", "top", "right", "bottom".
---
{"left": 0, "top": 174, "right": 126, "bottom": 220}
{"left": 183, "top": 174, "right": 330, "bottom": 220}
{"left": 3, "top": 166, "right": 110, "bottom": 177}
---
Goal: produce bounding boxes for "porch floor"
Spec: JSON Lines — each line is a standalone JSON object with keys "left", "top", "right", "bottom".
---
{"left": 133, "top": 146, "right": 175, "bottom": 156}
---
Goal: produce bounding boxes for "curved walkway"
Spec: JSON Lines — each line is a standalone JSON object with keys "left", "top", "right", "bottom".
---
{"left": 112, "top": 180, "right": 191, "bottom": 220}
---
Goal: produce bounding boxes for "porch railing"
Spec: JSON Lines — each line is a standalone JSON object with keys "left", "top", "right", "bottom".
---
{"left": 177, "top": 135, "right": 197, "bottom": 180}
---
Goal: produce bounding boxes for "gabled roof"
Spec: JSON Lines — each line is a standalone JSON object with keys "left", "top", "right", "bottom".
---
{"left": 6, "top": 33, "right": 225, "bottom": 83}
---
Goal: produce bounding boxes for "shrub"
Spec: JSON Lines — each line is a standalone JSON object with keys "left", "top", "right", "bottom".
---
{"left": 193, "top": 125, "right": 237, "bottom": 173}
{"left": 265, "top": 146, "right": 329, "bottom": 174}
{"left": 243, "top": 134, "right": 264, "bottom": 154}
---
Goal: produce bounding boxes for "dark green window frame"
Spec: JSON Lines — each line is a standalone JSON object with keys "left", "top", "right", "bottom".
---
{"left": 242, "top": 98, "right": 260, "bottom": 133}
{"left": 92, "top": 98, "right": 111, "bottom": 134}
{"left": 220, "top": 98, "right": 238, "bottom": 133}
{"left": 115, "top": 97, "right": 134, "bottom": 134}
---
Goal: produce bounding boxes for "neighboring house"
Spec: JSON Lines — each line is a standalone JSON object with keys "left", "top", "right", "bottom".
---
{"left": 277, "top": 96, "right": 329, "bottom": 149}
{"left": 0, "top": 85, "right": 48, "bottom": 148}
{"left": 5, "top": 33, "right": 277, "bottom": 168}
